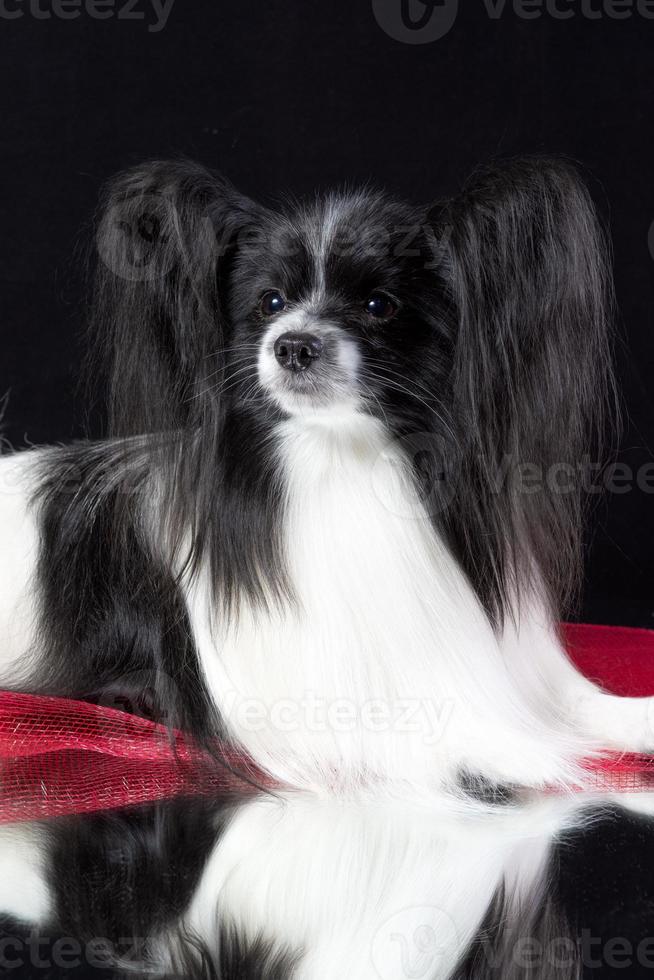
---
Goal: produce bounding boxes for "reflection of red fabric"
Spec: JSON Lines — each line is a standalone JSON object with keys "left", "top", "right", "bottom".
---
{"left": 0, "top": 623, "right": 653, "bottom": 823}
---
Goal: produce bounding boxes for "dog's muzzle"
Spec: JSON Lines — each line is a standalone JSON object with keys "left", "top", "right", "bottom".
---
{"left": 258, "top": 318, "right": 360, "bottom": 415}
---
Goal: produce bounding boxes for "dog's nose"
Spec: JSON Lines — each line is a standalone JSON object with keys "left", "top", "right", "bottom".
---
{"left": 273, "top": 332, "right": 323, "bottom": 372}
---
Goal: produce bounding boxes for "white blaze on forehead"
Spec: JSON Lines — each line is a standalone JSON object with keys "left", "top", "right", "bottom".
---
{"left": 255, "top": 197, "right": 365, "bottom": 416}
{"left": 307, "top": 195, "right": 349, "bottom": 303}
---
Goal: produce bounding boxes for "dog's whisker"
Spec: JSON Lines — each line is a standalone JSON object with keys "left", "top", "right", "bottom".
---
{"left": 365, "top": 368, "right": 458, "bottom": 444}
{"left": 187, "top": 364, "right": 259, "bottom": 401}
{"left": 201, "top": 355, "right": 258, "bottom": 383}
{"left": 202, "top": 344, "right": 261, "bottom": 359}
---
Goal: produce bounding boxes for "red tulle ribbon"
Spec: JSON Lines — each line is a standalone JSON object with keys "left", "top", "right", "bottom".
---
{"left": 0, "top": 622, "right": 653, "bottom": 823}
{"left": 0, "top": 692, "right": 274, "bottom": 823}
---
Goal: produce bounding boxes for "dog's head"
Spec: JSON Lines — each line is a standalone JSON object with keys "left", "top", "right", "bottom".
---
{"left": 91, "top": 157, "right": 614, "bottom": 621}
{"left": 93, "top": 164, "right": 452, "bottom": 431}
{"left": 230, "top": 190, "right": 449, "bottom": 426}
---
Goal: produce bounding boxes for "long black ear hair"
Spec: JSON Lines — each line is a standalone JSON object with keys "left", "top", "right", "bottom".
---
{"left": 87, "top": 161, "right": 287, "bottom": 610}
{"left": 435, "top": 158, "right": 616, "bottom": 626}
{"left": 89, "top": 158, "right": 262, "bottom": 437}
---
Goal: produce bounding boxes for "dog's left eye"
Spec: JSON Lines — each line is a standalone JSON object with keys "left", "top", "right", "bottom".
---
{"left": 365, "top": 292, "right": 398, "bottom": 320}
{"left": 260, "top": 290, "right": 286, "bottom": 316}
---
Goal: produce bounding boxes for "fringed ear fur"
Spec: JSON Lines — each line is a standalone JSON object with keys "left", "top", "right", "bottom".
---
{"left": 435, "top": 158, "right": 616, "bottom": 624}
{"left": 89, "top": 159, "right": 263, "bottom": 438}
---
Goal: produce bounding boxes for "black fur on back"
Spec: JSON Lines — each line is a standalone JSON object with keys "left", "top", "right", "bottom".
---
{"left": 31, "top": 440, "right": 216, "bottom": 739}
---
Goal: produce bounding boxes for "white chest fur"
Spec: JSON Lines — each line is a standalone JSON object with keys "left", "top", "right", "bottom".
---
{"left": 186, "top": 414, "right": 582, "bottom": 792}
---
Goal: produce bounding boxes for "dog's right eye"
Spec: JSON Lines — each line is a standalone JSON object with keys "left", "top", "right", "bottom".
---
{"left": 260, "top": 290, "right": 286, "bottom": 316}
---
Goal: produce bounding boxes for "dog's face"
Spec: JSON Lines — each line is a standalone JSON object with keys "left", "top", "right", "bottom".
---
{"left": 225, "top": 193, "right": 452, "bottom": 431}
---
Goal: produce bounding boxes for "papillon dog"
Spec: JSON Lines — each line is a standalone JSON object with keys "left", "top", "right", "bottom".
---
{"left": 0, "top": 156, "right": 650, "bottom": 979}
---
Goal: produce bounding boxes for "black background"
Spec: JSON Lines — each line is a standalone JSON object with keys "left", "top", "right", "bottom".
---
{"left": 0, "top": 3, "right": 654, "bottom": 976}
{"left": 1, "top": 0, "right": 653, "bottom": 627}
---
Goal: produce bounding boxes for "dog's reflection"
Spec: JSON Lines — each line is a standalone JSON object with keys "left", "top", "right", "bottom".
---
{"left": 0, "top": 788, "right": 602, "bottom": 979}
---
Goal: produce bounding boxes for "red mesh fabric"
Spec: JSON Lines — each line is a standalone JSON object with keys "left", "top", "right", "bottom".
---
{"left": 0, "top": 692, "right": 273, "bottom": 823}
{"left": 563, "top": 623, "right": 654, "bottom": 793}
{"left": 579, "top": 752, "right": 654, "bottom": 793}
{"left": 563, "top": 622, "right": 654, "bottom": 697}
{"left": 0, "top": 623, "right": 653, "bottom": 822}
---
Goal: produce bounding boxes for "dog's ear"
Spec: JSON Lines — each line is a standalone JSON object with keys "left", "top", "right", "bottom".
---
{"left": 89, "top": 159, "right": 264, "bottom": 437}
{"left": 431, "top": 159, "right": 616, "bottom": 623}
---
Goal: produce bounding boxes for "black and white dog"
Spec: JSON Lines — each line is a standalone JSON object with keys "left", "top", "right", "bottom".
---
{"left": 0, "top": 157, "right": 650, "bottom": 978}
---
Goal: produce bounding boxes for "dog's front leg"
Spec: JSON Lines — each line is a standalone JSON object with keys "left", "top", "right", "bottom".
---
{"left": 500, "top": 602, "right": 654, "bottom": 756}
{"left": 569, "top": 684, "right": 654, "bottom": 753}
